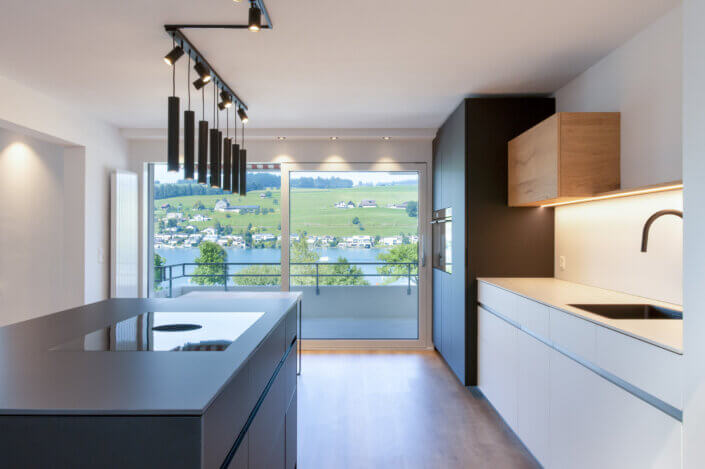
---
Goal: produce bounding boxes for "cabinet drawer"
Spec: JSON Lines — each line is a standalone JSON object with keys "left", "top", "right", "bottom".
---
{"left": 550, "top": 349, "right": 681, "bottom": 469}
{"left": 596, "top": 327, "right": 682, "bottom": 410}
{"left": 251, "top": 321, "right": 286, "bottom": 399}
{"left": 549, "top": 308, "right": 597, "bottom": 363}
{"left": 515, "top": 295, "right": 550, "bottom": 339}
{"left": 478, "top": 282, "right": 519, "bottom": 323}
{"left": 285, "top": 305, "right": 297, "bottom": 345}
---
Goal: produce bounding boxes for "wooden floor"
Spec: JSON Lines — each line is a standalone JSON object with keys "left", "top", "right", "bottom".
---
{"left": 297, "top": 351, "right": 540, "bottom": 469}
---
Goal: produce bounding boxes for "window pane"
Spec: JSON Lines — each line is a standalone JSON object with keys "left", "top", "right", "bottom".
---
{"left": 151, "top": 164, "right": 281, "bottom": 297}
{"left": 289, "top": 170, "right": 419, "bottom": 339}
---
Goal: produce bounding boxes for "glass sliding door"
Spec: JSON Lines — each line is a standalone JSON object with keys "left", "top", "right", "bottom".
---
{"left": 284, "top": 164, "right": 427, "bottom": 342}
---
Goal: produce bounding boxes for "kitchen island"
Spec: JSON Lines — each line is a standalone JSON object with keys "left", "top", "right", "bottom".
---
{"left": 0, "top": 292, "right": 301, "bottom": 469}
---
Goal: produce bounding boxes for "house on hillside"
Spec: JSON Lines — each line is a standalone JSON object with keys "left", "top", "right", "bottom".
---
{"left": 234, "top": 205, "right": 260, "bottom": 213}
{"left": 334, "top": 201, "right": 347, "bottom": 209}
{"left": 166, "top": 212, "right": 183, "bottom": 220}
{"left": 359, "top": 199, "right": 376, "bottom": 208}
{"left": 381, "top": 236, "right": 403, "bottom": 246}
{"left": 214, "top": 199, "right": 232, "bottom": 212}
{"left": 388, "top": 202, "right": 408, "bottom": 209}
{"left": 190, "top": 214, "right": 211, "bottom": 222}
{"left": 252, "top": 233, "right": 276, "bottom": 242}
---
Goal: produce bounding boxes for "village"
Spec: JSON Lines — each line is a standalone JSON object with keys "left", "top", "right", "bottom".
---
{"left": 154, "top": 197, "right": 419, "bottom": 250}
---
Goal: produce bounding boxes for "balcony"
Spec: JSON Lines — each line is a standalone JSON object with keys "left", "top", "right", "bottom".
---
{"left": 155, "top": 262, "right": 418, "bottom": 340}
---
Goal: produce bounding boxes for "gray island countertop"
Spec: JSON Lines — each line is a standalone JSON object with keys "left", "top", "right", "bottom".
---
{"left": 0, "top": 292, "right": 301, "bottom": 415}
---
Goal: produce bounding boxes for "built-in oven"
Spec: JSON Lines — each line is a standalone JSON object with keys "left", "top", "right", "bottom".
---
{"left": 431, "top": 208, "right": 452, "bottom": 273}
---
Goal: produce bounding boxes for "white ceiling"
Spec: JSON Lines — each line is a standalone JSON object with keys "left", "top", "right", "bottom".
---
{"left": 0, "top": 0, "right": 679, "bottom": 129}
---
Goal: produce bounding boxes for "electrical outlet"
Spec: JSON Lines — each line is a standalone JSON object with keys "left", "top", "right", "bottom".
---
{"left": 559, "top": 255, "right": 566, "bottom": 271}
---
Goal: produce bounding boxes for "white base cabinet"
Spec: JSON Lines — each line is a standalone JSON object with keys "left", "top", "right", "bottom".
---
{"left": 549, "top": 349, "right": 681, "bottom": 469}
{"left": 477, "top": 288, "right": 682, "bottom": 469}
{"left": 516, "top": 331, "right": 550, "bottom": 465}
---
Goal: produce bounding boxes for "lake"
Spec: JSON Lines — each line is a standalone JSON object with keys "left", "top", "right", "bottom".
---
{"left": 154, "top": 246, "right": 400, "bottom": 288}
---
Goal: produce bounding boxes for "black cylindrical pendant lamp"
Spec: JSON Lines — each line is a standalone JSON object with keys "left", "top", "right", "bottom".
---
{"left": 239, "top": 148, "right": 247, "bottom": 196}
{"left": 223, "top": 138, "right": 232, "bottom": 191}
{"left": 197, "top": 121, "right": 208, "bottom": 184}
{"left": 184, "top": 110, "right": 195, "bottom": 180}
{"left": 167, "top": 96, "right": 180, "bottom": 172}
{"left": 248, "top": 3, "right": 262, "bottom": 31}
{"left": 209, "top": 129, "right": 220, "bottom": 188}
{"left": 231, "top": 143, "right": 240, "bottom": 194}
{"left": 218, "top": 130, "right": 223, "bottom": 188}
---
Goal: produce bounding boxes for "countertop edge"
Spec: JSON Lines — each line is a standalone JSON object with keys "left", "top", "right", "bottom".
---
{"left": 477, "top": 278, "right": 683, "bottom": 355}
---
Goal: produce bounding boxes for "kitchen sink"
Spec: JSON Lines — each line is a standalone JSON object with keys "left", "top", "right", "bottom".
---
{"left": 568, "top": 304, "right": 682, "bottom": 320}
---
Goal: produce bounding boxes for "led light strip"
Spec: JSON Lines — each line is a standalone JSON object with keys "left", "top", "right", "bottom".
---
{"left": 540, "top": 182, "right": 683, "bottom": 208}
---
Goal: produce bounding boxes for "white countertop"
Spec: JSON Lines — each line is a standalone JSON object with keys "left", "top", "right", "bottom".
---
{"left": 477, "top": 277, "right": 683, "bottom": 354}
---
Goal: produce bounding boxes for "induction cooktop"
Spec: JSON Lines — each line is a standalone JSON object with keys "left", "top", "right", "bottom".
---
{"left": 51, "top": 312, "right": 264, "bottom": 352}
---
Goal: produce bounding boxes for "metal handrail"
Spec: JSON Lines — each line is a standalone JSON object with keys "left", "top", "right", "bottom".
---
{"left": 156, "top": 261, "right": 418, "bottom": 298}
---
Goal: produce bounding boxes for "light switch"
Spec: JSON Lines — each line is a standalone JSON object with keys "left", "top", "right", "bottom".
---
{"left": 559, "top": 255, "right": 566, "bottom": 271}
{"left": 98, "top": 248, "right": 105, "bottom": 264}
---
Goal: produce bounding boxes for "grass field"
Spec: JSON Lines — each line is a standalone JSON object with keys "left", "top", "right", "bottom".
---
{"left": 155, "top": 185, "right": 419, "bottom": 237}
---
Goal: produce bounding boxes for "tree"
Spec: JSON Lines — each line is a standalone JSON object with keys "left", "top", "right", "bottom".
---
{"left": 405, "top": 201, "right": 418, "bottom": 218}
{"left": 233, "top": 233, "right": 368, "bottom": 287}
{"left": 376, "top": 243, "right": 418, "bottom": 284}
{"left": 193, "top": 201, "right": 205, "bottom": 210}
{"left": 192, "top": 242, "right": 227, "bottom": 285}
{"left": 319, "top": 257, "right": 368, "bottom": 286}
{"left": 352, "top": 217, "right": 360, "bottom": 225}
{"left": 213, "top": 220, "right": 222, "bottom": 235}
{"left": 154, "top": 253, "right": 166, "bottom": 286}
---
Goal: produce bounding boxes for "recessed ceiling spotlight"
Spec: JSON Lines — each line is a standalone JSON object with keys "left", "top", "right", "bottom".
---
{"left": 330, "top": 136, "right": 339, "bottom": 141}
{"left": 248, "top": 2, "right": 262, "bottom": 31}
{"left": 382, "top": 136, "right": 392, "bottom": 140}
{"left": 164, "top": 46, "right": 184, "bottom": 65}
{"left": 194, "top": 62, "right": 212, "bottom": 84}
{"left": 277, "top": 136, "right": 286, "bottom": 141}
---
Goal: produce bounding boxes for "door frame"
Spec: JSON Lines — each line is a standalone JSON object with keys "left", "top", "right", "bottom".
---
{"left": 280, "top": 162, "right": 433, "bottom": 350}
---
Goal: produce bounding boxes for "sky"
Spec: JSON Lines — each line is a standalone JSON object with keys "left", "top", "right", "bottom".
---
{"left": 154, "top": 164, "right": 418, "bottom": 186}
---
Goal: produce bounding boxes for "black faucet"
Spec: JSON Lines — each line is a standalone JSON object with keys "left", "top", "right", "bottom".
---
{"left": 641, "top": 209, "right": 683, "bottom": 252}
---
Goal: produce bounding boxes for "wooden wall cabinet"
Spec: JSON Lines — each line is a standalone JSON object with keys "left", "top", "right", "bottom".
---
{"left": 508, "top": 112, "right": 620, "bottom": 207}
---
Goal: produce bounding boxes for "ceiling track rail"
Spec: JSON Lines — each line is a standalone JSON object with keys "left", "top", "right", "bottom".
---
{"left": 163, "top": 0, "right": 273, "bottom": 112}
{"left": 165, "top": 28, "right": 248, "bottom": 111}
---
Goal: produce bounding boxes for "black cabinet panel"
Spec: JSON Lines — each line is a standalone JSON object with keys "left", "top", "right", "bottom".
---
{"left": 432, "top": 97, "right": 555, "bottom": 386}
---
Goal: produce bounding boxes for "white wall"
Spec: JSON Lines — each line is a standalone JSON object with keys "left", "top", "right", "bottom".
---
{"left": 0, "top": 129, "right": 82, "bottom": 325}
{"left": 682, "top": 0, "right": 705, "bottom": 466}
{"left": 555, "top": 190, "right": 682, "bottom": 304}
{"left": 554, "top": 5, "right": 682, "bottom": 189}
{"left": 552, "top": 5, "right": 684, "bottom": 305}
{"left": 0, "top": 72, "right": 128, "bottom": 322}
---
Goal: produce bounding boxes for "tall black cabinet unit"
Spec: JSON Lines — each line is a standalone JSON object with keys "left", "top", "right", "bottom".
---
{"left": 432, "top": 97, "right": 556, "bottom": 386}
